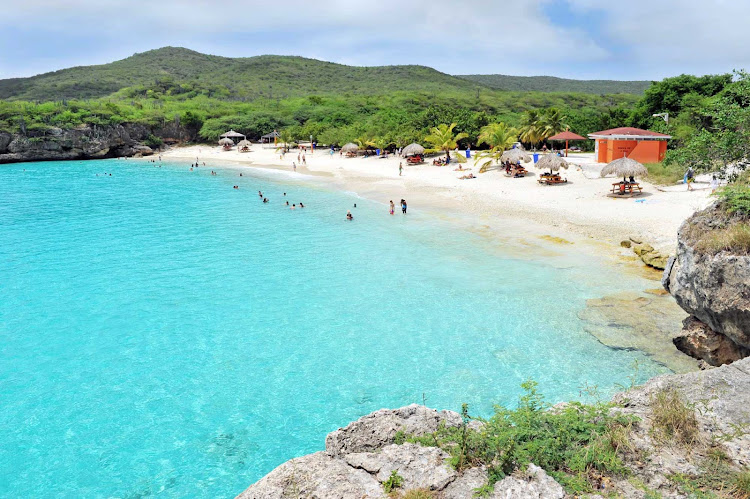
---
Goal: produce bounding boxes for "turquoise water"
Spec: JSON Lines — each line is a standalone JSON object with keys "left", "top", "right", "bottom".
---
{"left": 0, "top": 159, "right": 669, "bottom": 498}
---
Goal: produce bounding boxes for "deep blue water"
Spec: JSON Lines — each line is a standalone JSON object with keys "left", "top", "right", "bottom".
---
{"left": 0, "top": 159, "right": 669, "bottom": 497}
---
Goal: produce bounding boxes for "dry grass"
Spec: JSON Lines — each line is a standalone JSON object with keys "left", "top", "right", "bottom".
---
{"left": 649, "top": 388, "right": 701, "bottom": 446}
{"left": 644, "top": 162, "right": 685, "bottom": 186}
{"left": 694, "top": 223, "right": 750, "bottom": 255}
{"left": 389, "top": 489, "right": 436, "bottom": 499}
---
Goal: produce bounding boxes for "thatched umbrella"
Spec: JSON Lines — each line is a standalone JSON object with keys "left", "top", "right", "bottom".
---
{"left": 600, "top": 156, "right": 648, "bottom": 182}
{"left": 218, "top": 137, "right": 234, "bottom": 146}
{"left": 341, "top": 143, "right": 359, "bottom": 153}
{"left": 402, "top": 143, "right": 425, "bottom": 157}
{"left": 536, "top": 154, "right": 569, "bottom": 174}
{"left": 221, "top": 129, "right": 246, "bottom": 139}
{"left": 501, "top": 148, "right": 531, "bottom": 164}
{"left": 237, "top": 139, "right": 252, "bottom": 152}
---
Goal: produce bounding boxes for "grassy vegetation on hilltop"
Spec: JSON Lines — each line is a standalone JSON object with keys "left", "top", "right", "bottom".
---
{"left": 458, "top": 74, "right": 651, "bottom": 95}
{"left": 0, "top": 47, "right": 654, "bottom": 102}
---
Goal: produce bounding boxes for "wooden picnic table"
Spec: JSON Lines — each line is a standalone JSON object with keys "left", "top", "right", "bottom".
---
{"left": 611, "top": 182, "right": 642, "bottom": 195}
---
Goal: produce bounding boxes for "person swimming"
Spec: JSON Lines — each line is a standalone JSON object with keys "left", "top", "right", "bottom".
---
{"left": 263, "top": 198, "right": 268, "bottom": 203}
{"left": 299, "top": 203, "right": 304, "bottom": 208}
{"left": 346, "top": 210, "right": 353, "bottom": 220}
{"left": 286, "top": 201, "right": 289, "bottom": 206}
{"left": 291, "top": 204, "right": 296, "bottom": 209}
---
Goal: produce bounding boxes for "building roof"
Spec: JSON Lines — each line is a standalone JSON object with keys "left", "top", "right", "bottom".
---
{"left": 588, "top": 127, "right": 671, "bottom": 140}
{"left": 547, "top": 131, "right": 587, "bottom": 141}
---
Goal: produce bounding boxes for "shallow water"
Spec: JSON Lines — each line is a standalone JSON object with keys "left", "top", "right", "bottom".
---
{"left": 0, "top": 159, "right": 671, "bottom": 498}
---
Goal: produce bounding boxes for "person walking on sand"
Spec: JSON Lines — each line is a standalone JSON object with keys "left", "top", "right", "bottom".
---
{"left": 302, "top": 153, "right": 306, "bottom": 165}
{"left": 389, "top": 200, "right": 395, "bottom": 215}
{"left": 297, "top": 152, "right": 301, "bottom": 162}
{"left": 293, "top": 162, "right": 297, "bottom": 172}
{"left": 685, "top": 167, "right": 695, "bottom": 191}
{"left": 399, "top": 162, "right": 403, "bottom": 176}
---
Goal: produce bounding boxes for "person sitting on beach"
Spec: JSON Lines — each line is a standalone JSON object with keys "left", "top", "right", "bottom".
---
{"left": 346, "top": 211, "right": 353, "bottom": 220}
{"left": 629, "top": 175, "right": 635, "bottom": 184}
{"left": 454, "top": 165, "right": 464, "bottom": 171}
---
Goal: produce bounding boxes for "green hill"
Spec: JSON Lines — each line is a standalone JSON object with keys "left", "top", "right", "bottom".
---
{"left": 0, "top": 47, "right": 651, "bottom": 102}
{"left": 0, "top": 47, "right": 487, "bottom": 101}
{"left": 457, "top": 74, "right": 651, "bottom": 95}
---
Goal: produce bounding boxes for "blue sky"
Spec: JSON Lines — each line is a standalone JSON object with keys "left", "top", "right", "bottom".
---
{"left": 1, "top": 0, "right": 747, "bottom": 80}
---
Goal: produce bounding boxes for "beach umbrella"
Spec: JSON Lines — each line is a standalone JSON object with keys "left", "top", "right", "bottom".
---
{"left": 218, "top": 137, "right": 233, "bottom": 146}
{"left": 536, "top": 154, "right": 569, "bottom": 173}
{"left": 237, "top": 139, "right": 252, "bottom": 148}
{"left": 341, "top": 143, "right": 359, "bottom": 153}
{"left": 402, "top": 143, "right": 425, "bottom": 157}
{"left": 501, "top": 148, "right": 531, "bottom": 164}
{"left": 547, "top": 131, "right": 586, "bottom": 157}
{"left": 600, "top": 156, "right": 648, "bottom": 182}
{"left": 220, "top": 129, "right": 246, "bottom": 139}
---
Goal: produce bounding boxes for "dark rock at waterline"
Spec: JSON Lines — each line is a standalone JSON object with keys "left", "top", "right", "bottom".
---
{"left": 0, "top": 123, "right": 193, "bottom": 164}
{"left": 673, "top": 316, "right": 750, "bottom": 366}
{"left": 663, "top": 205, "right": 750, "bottom": 360}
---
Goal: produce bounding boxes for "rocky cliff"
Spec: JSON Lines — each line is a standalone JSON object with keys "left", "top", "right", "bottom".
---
{"left": 0, "top": 123, "right": 192, "bottom": 164}
{"left": 663, "top": 204, "right": 750, "bottom": 366}
{"left": 237, "top": 357, "right": 750, "bottom": 498}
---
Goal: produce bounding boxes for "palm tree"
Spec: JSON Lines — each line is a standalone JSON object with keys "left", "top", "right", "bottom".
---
{"left": 474, "top": 122, "right": 519, "bottom": 172}
{"left": 423, "top": 123, "right": 468, "bottom": 161}
{"left": 518, "top": 110, "right": 542, "bottom": 149}
{"left": 536, "top": 108, "right": 567, "bottom": 143}
{"left": 366, "top": 136, "right": 395, "bottom": 154}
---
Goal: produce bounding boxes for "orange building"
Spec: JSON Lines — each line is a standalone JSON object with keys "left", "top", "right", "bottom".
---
{"left": 588, "top": 127, "right": 670, "bottom": 164}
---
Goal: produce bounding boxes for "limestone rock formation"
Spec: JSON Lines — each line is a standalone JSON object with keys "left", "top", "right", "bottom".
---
{"left": 673, "top": 316, "right": 750, "bottom": 366}
{"left": 325, "top": 404, "right": 467, "bottom": 458}
{"left": 0, "top": 124, "right": 168, "bottom": 163}
{"left": 663, "top": 204, "right": 750, "bottom": 365}
{"left": 237, "top": 404, "right": 561, "bottom": 499}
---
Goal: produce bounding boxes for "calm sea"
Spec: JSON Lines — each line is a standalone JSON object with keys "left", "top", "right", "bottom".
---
{"left": 0, "top": 159, "right": 669, "bottom": 497}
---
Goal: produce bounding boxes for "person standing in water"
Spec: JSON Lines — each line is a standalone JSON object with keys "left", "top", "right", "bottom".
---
{"left": 346, "top": 210, "right": 353, "bottom": 220}
{"left": 401, "top": 199, "right": 407, "bottom": 214}
{"left": 389, "top": 200, "right": 395, "bottom": 215}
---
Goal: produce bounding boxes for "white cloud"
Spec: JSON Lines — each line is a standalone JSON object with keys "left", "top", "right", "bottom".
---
{"left": 1, "top": 0, "right": 748, "bottom": 79}
{"left": 0, "top": 0, "right": 609, "bottom": 76}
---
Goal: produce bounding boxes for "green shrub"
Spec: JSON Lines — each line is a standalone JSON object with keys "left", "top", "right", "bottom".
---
{"left": 406, "top": 381, "right": 636, "bottom": 494}
{"left": 383, "top": 470, "right": 404, "bottom": 493}
{"left": 144, "top": 134, "right": 164, "bottom": 149}
{"left": 716, "top": 183, "right": 750, "bottom": 217}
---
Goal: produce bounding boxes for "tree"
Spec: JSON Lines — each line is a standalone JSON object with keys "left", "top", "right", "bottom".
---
{"left": 518, "top": 110, "right": 542, "bottom": 148}
{"left": 475, "top": 122, "right": 519, "bottom": 172}
{"left": 424, "top": 123, "right": 468, "bottom": 160}
{"left": 536, "top": 108, "right": 567, "bottom": 142}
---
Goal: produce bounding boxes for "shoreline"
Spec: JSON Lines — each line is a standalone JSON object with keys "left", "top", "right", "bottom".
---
{"left": 161, "top": 144, "right": 713, "bottom": 256}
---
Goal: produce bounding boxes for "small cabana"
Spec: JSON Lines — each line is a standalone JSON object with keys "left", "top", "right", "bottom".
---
{"left": 218, "top": 137, "right": 234, "bottom": 150}
{"left": 402, "top": 143, "right": 425, "bottom": 164}
{"left": 261, "top": 131, "right": 280, "bottom": 149}
{"left": 237, "top": 139, "right": 252, "bottom": 153}
{"left": 600, "top": 156, "right": 648, "bottom": 197}
{"left": 501, "top": 148, "right": 532, "bottom": 164}
{"left": 547, "top": 131, "right": 586, "bottom": 157}
{"left": 220, "top": 130, "right": 246, "bottom": 143}
{"left": 341, "top": 143, "right": 359, "bottom": 157}
{"left": 535, "top": 154, "right": 569, "bottom": 185}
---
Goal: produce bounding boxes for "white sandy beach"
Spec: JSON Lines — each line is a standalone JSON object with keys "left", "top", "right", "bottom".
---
{"left": 161, "top": 144, "right": 714, "bottom": 254}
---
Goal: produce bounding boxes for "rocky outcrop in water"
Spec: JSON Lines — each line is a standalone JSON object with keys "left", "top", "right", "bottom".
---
{"left": 663, "top": 204, "right": 750, "bottom": 366}
{"left": 0, "top": 123, "right": 189, "bottom": 164}
{"left": 238, "top": 359, "right": 750, "bottom": 498}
